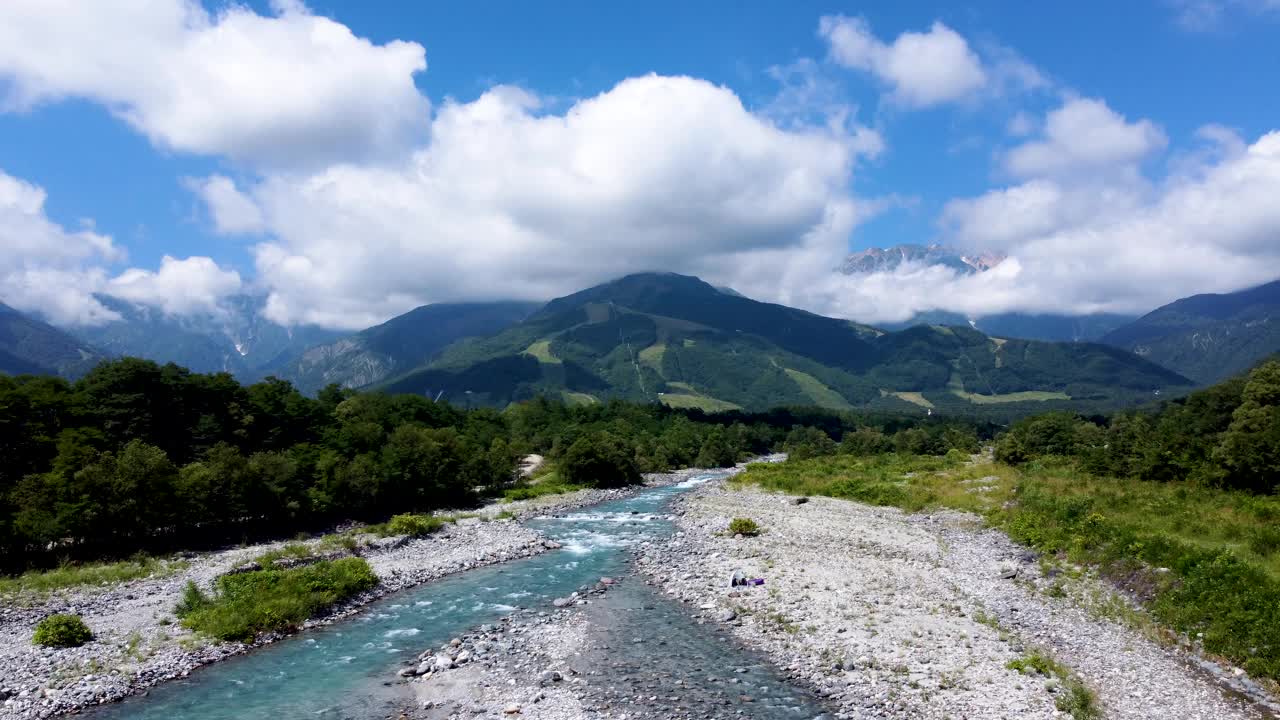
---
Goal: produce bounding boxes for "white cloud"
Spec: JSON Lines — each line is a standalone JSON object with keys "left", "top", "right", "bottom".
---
{"left": 234, "top": 75, "right": 859, "bottom": 329}
{"left": 186, "top": 175, "right": 265, "bottom": 234}
{"left": 108, "top": 255, "right": 243, "bottom": 316}
{"left": 1170, "top": 0, "right": 1280, "bottom": 31}
{"left": 0, "top": 170, "right": 122, "bottom": 325}
{"left": 0, "top": 0, "right": 429, "bottom": 168}
{"left": 818, "top": 16, "right": 987, "bottom": 107}
{"left": 805, "top": 129, "right": 1280, "bottom": 324}
{"left": 0, "top": 169, "right": 245, "bottom": 325}
{"left": 1003, "top": 98, "right": 1167, "bottom": 180}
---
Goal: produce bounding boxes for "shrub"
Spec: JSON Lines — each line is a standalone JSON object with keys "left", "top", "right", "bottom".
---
{"left": 178, "top": 557, "right": 379, "bottom": 642}
{"left": 33, "top": 614, "right": 93, "bottom": 648}
{"left": 728, "top": 517, "right": 761, "bottom": 537}
{"left": 386, "top": 513, "right": 446, "bottom": 537}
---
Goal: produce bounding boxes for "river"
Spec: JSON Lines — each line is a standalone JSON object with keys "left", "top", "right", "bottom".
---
{"left": 86, "top": 471, "right": 828, "bottom": 719}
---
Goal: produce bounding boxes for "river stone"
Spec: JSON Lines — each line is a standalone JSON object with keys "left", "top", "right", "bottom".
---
{"left": 716, "top": 609, "right": 737, "bottom": 622}
{"left": 503, "top": 702, "right": 521, "bottom": 714}
{"left": 552, "top": 597, "right": 571, "bottom": 608}
{"left": 433, "top": 656, "right": 454, "bottom": 672}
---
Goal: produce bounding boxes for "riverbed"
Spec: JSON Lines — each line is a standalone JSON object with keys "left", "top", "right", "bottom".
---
{"left": 80, "top": 466, "right": 829, "bottom": 719}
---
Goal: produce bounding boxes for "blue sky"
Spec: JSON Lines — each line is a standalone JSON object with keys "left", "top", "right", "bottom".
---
{"left": 1, "top": 0, "right": 1279, "bottom": 328}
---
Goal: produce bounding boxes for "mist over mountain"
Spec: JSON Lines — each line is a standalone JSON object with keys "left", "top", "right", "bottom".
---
{"left": 276, "top": 301, "right": 541, "bottom": 395}
{"left": 66, "top": 294, "right": 342, "bottom": 380}
{"left": 840, "top": 244, "right": 1140, "bottom": 342}
{"left": 0, "top": 302, "right": 103, "bottom": 378}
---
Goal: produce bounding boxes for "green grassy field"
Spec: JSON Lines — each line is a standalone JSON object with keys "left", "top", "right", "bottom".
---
{"left": 732, "top": 453, "right": 1280, "bottom": 681}
{"left": 953, "top": 389, "right": 1072, "bottom": 404}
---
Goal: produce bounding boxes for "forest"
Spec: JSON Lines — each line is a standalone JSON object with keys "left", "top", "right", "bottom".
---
{"left": 0, "top": 358, "right": 987, "bottom": 570}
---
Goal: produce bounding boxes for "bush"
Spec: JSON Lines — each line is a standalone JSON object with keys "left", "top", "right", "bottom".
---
{"left": 385, "top": 513, "right": 447, "bottom": 537}
{"left": 178, "top": 557, "right": 379, "bottom": 642}
{"left": 728, "top": 517, "right": 761, "bottom": 537}
{"left": 33, "top": 614, "right": 93, "bottom": 647}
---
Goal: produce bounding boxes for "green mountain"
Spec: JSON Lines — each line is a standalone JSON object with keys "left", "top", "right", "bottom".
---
{"left": 278, "top": 301, "right": 540, "bottom": 395}
{"left": 0, "top": 302, "right": 103, "bottom": 378}
{"left": 382, "top": 273, "right": 1191, "bottom": 415}
{"left": 1102, "top": 279, "right": 1280, "bottom": 385}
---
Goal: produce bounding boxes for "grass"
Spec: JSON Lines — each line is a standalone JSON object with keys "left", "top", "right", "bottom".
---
{"left": 523, "top": 339, "right": 561, "bottom": 364}
{"left": 255, "top": 542, "right": 315, "bottom": 567}
{"left": 783, "top": 368, "right": 853, "bottom": 410}
{"left": 502, "top": 476, "right": 585, "bottom": 501}
{"left": 733, "top": 452, "right": 1280, "bottom": 682}
{"left": 885, "top": 390, "right": 934, "bottom": 409}
{"left": 1006, "top": 651, "right": 1100, "bottom": 719}
{"left": 176, "top": 557, "right": 379, "bottom": 642}
{"left": 638, "top": 343, "right": 666, "bottom": 373}
{"left": 728, "top": 517, "right": 761, "bottom": 536}
{"left": 562, "top": 391, "right": 598, "bottom": 406}
{"left": 658, "top": 388, "right": 742, "bottom": 413}
{"left": 0, "top": 555, "right": 189, "bottom": 597}
{"left": 364, "top": 513, "right": 449, "bottom": 537}
{"left": 953, "top": 389, "right": 1072, "bottom": 404}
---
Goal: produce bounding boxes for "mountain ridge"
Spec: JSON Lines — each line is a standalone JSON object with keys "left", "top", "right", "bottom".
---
{"left": 383, "top": 272, "right": 1191, "bottom": 416}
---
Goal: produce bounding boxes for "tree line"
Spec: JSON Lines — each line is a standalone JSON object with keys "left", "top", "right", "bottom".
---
{"left": 0, "top": 358, "right": 990, "bottom": 570}
{"left": 995, "top": 359, "right": 1280, "bottom": 494}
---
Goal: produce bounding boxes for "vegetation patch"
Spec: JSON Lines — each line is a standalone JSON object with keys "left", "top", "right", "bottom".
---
{"left": 1006, "top": 651, "right": 1100, "bottom": 719}
{"left": 888, "top": 391, "right": 934, "bottom": 409}
{"left": 728, "top": 517, "right": 761, "bottom": 537}
{"left": 523, "top": 340, "right": 562, "bottom": 364}
{"left": 658, "top": 391, "right": 741, "bottom": 413}
{"left": 638, "top": 343, "right": 666, "bottom": 374}
{"left": 0, "top": 556, "right": 188, "bottom": 597}
{"left": 255, "top": 543, "right": 315, "bottom": 567}
{"left": 176, "top": 557, "right": 378, "bottom": 642}
{"left": 33, "top": 614, "right": 93, "bottom": 648}
{"left": 561, "top": 391, "right": 598, "bottom": 406}
{"left": 365, "top": 513, "right": 449, "bottom": 538}
{"left": 953, "top": 389, "right": 1071, "bottom": 404}
{"left": 784, "top": 368, "right": 853, "bottom": 410}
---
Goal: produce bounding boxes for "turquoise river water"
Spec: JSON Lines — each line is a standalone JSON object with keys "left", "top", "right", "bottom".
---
{"left": 87, "top": 471, "right": 828, "bottom": 719}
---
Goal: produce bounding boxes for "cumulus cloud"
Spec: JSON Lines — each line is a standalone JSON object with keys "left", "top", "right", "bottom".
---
{"left": 1170, "top": 0, "right": 1280, "bottom": 31}
{"left": 235, "top": 75, "right": 859, "bottom": 329}
{"left": 186, "top": 175, "right": 265, "bottom": 234}
{"left": 0, "top": 0, "right": 429, "bottom": 168}
{"left": 804, "top": 127, "right": 1280, "bottom": 324}
{"left": 1003, "top": 98, "right": 1167, "bottom": 180}
{"left": 0, "top": 169, "right": 245, "bottom": 325}
{"left": 108, "top": 255, "right": 243, "bottom": 316}
{"left": 818, "top": 16, "right": 991, "bottom": 107}
{"left": 0, "top": 170, "right": 122, "bottom": 325}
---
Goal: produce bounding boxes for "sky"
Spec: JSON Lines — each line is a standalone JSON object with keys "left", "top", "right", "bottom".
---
{"left": 1, "top": 0, "right": 1278, "bottom": 330}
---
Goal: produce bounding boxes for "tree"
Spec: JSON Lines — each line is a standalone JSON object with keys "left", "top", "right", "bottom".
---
{"left": 782, "top": 426, "right": 837, "bottom": 461}
{"left": 1214, "top": 361, "right": 1280, "bottom": 493}
{"left": 840, "top": 427, "right": 890, "bottom": 456}
{"left": 560, "top": 432, "right": 641, "bottom": 488}
{"left": 694, "top": 427, "right": 738, "bottom": 468}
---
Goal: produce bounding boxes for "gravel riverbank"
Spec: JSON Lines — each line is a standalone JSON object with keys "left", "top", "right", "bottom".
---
{"left": 0, "top": 470, "right": 701, "bottom": 720}
{"left": 637, "top": 480, "right": 1277, "bottom": 720}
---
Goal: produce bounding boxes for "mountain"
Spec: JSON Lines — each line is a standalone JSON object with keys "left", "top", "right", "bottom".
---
{"left": 841, "top": 244, "right": 1005, "bottom": 275}
{"left": 1101, "top": 279, "right": 1280, "bottom": 384}
{"left": 277, "top": 301, "right": 540, "bottom": 395}
{"left": 0, "top": 302, "right": 103, "bottom": 378}
{"left": 381, "top": 272, "right": 1191, "bottom": 416}
{"left": 70, "top": 294, "right": 343, "bottom": 380}
{"left": 840, "top": 244, "right": 1135, "bottom": 342}
{"left": 880, "top": 310, "right": 1136, "bottom": 343}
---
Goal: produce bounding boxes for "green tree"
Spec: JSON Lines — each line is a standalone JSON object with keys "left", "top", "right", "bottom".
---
{"left": 1214, "top": 361, "right": 1280, "bottom": 493}
{"left": 694, "top": 427, "right": 738, "bottom": 468}
{"left": 560, "top": 431, "right": 641, "bottom": 488}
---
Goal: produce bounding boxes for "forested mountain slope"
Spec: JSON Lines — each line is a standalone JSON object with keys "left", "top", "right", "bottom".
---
{"left": 1102, "top": 279, "right": 1280, "bottom": 384}
{"left": 383, "top": 273, "right": 1191, "bottom": 415}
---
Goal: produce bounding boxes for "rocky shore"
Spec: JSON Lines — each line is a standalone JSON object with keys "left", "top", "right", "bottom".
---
{"left": 0, "top": 470, "right": 701, "bottom": 720}
{"left": 636, "top": 481, "right": 1277, "bottom": 720}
